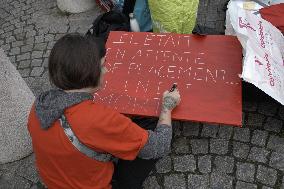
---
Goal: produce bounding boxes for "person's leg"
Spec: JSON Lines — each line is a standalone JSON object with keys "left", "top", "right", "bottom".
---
{"left": 131, "top": 116, "right": 158, "bottom": 131}
{"left": 113, "top": 117, "right": 159, "bottom": 189}
{"left": 122, "top": 0, "right": 136, "bottom": 17}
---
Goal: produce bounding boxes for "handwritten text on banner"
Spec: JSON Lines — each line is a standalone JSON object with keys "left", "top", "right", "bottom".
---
{"left": 95, "top": 31, "right": 243, "bottom": 126}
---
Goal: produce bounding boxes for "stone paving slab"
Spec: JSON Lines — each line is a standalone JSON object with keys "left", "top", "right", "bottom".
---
{"left": 1, "top": 0, "right": 284, "bottom": 188}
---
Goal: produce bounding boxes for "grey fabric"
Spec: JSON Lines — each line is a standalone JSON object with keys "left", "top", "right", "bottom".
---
{"left": 35, "top": 89, "right": 93, "bottom": 129}
{"left": 59, "top": 115, "right": 114, "bottom": 162}
{"left": 138, "top": 124, "right": 172, "bottom": 159}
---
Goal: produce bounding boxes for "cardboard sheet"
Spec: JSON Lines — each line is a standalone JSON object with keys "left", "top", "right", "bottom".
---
{"left": 95, "top": 31, "right": 243, "bottom": 126}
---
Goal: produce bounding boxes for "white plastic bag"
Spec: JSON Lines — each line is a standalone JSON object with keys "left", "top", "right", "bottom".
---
{"left": 226, "top": 0, "right": 284, "bottom": 104}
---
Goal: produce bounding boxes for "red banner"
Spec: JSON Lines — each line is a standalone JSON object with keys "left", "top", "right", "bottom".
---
{"left": 95, "top": 31, "right": 243, "bottom": 126}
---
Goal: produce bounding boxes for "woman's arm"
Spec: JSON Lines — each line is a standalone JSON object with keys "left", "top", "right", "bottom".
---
{"left": 158, "top": 90, "right": 180, "bottom": 126}
{"left": 138, "top": 89, "right": 180, "bottom": 159}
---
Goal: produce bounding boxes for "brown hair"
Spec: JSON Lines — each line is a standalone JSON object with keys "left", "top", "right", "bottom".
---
{"left": 48, "top": 33, "right": 105, "bottom": 90}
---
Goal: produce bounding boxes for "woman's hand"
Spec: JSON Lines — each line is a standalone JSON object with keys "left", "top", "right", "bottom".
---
{"left": 162, "top": 89, "right": 181, "bottom": 112}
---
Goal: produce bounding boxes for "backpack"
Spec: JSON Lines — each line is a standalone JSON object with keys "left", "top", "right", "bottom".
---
{"left": 85, "top": 11, "right": 130, "bottom": 42}
{"left": 95, "top": 0, "right": 136, "bottom": 16}
{"left": 95, "top": 0, "right": 152, "bottom": 32}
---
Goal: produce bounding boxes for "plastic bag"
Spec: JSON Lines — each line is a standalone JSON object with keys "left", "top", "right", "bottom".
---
{"left": 148, "top": 0, "right": 199, "bottom": 34}
{"left": 226, "top": 0, "right": 284, "bottom": 104}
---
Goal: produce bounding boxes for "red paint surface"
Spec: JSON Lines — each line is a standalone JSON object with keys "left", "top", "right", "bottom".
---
{"left": 260, "top": 4, "right": 284, "bottom": 33}
{"left": 95, "top": 31, "right": 243, "bottom": 126}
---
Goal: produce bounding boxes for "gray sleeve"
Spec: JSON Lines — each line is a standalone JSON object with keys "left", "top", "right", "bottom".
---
{"left": 138, "top": 124, "right": 172, "bottom": 159}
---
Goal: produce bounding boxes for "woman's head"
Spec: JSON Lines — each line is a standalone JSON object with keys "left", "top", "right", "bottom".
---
{"left": 48, "top": 33, "right": 106, "bottom": 90}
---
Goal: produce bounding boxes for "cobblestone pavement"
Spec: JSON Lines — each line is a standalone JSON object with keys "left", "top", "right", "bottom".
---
{"left": 1, "top": 0, "right": 284, "bottom": 188}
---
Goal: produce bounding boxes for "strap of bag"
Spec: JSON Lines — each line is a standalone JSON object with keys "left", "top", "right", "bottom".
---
{"left": 59, "top": 115, "right": 114, "bottom": 162}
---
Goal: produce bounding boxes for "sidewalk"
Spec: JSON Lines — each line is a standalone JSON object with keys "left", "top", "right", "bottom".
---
{"left": 1, "top": 0, "right": 284, "bottom": 188}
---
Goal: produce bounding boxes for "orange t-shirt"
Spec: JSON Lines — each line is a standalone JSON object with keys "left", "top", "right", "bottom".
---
{"left": 27, "top": 100, "right": 149, "bottom": 189}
